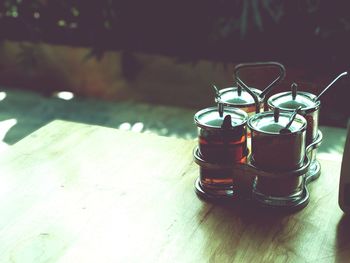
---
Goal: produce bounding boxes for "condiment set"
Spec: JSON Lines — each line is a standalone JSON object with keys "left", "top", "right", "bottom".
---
{"left": 193, "top": 62, "right": 348, "bottom": 210}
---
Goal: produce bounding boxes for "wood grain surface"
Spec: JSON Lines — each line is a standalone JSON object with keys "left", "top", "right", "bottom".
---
{"left": 0, "top": 120, "right": 348, "bottom": 263}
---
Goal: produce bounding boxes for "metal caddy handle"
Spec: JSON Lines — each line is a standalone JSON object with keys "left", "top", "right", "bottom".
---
{"left": 234, "top": 62, "right": 286, "bottom": 113}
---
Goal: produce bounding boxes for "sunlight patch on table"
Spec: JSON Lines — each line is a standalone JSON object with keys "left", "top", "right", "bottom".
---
{"left": 55, "top": 91, "right": 75, "bottom": 101}
{"left": 0, "top": 91, "right": 7, "bottom": 101}
{"left": 131, "top": 122, "right": 144, "bottom": 133}
{"left": 119, "top": 122, "right": 131, "bottom": 131}
{"left": 317, "top": 152, "right": 343, "bottom": 162}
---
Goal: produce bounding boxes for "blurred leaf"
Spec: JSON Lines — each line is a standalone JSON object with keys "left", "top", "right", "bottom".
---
{"left": 252, "top": 0, "right": 263, "bottom": 32}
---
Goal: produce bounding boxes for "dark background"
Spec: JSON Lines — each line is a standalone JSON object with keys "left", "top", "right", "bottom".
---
{"left": 0, "top": 0, "right": 349, "bottom": 126}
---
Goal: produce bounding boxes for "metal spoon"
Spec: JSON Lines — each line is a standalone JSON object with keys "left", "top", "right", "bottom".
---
{"left": 212, "top": 84, "right": 221, "bottom": 101}
{"left": 279, "top": 106, "right": 302, "bottom": 134}
{"left": 314, "top": 71, "right": 348, "bottom": 102}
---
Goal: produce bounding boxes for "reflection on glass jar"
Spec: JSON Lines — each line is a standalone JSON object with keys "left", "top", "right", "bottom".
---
{"left": 254, "top": 176, "right": 304, "bottom": 197}
{"left": 198, "top": 125, "right": 247, "bottom": 163}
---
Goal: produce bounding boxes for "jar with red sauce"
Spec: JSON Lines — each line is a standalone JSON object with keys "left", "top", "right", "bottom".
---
{"left": 267, "top": 83, "right": 323, "bottom": 182}
{"left": 248, "top": 108, "right": 309, "bottom": 208}
{"left": 215, "top": 86, "right": 264, "bottom": 116}
{"left": 193, "top": 106, "right": 249, "bottom": 200}
{"left": 267, "top": 83, "right": 319, "bottom": 146}
{"left": 248, "top": 109, "right": 307, "bottom": 171}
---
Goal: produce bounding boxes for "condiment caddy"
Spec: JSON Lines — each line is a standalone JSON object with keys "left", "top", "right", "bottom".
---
{"left": 193, "top": 62, "right": 347, "bottom": 211}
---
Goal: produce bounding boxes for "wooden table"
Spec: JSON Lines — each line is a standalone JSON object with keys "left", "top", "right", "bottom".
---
{"left": 0, "top": 120, "right": 348, "bottom": 263}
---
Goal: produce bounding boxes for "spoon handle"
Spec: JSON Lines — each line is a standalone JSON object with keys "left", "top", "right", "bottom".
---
{"left": 284, "top": 106, "right": 302, "bottom": 130}
{"left": 314, "top": 71, "right": 348, "bottom": 102}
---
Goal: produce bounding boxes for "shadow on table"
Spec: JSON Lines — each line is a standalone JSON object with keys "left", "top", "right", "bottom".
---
{"left": 195, "top": 200, "right": 297, "bottom": 261}
{"left": 336, "top": 214, "right": 350, "bottom": 261}
{"left": 195, "top": 198, "right": 350, "bottom": 261}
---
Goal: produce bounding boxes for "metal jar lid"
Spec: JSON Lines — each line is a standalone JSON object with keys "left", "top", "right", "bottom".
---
{"left": 216, "top": 86, "right": 263, "bottom": 107}
{"left": 194, "top": 106, "right": 248, "bottom": 130}
{"left": 268, "top": 83, "right": 320, "bottom": 114}
{"left": 248, "top": 110, "right": 307, "bottom": 135}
